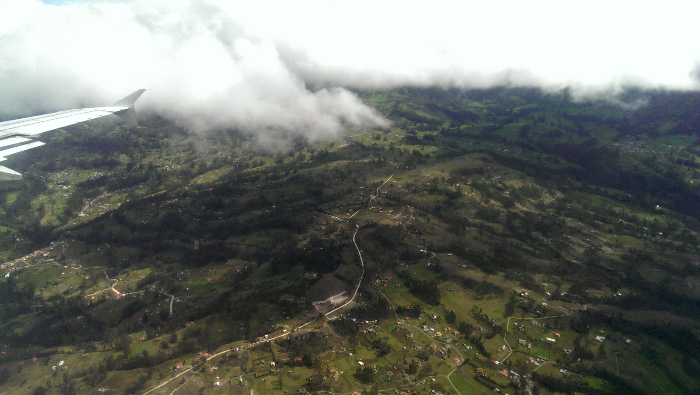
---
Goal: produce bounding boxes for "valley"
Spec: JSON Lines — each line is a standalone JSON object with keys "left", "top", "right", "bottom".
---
{"left": 1, "top": 87, "right": 700, "bottom": 394}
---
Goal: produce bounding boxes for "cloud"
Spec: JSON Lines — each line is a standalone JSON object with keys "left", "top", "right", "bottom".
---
{"left": 1, "top": 0, "right": 699, "bottom": 142}
{"left": 0, "top": 0, "right": 390, "bottom": 143}
{"left": 692, "top": 63, "right": 700, "bottom": 84}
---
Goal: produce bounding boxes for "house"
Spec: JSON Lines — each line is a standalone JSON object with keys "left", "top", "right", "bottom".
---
{"left": 595, "top": 336, "right": 606, "bottom": 342}
{"left": 298, "top": 388, "right": 308, "bottom": 395}
{"left": 551, "top": 332, "right": 561, "bottom": 337}
{"left": 476, "top": 367, "right": 484, "bottom": 374}
{"left": 357, "top": 361, "right": 364, "bottom": 366}
{"left": 518, "top": 339, "right": 526, "bottom": 345}
{"left": 454, "top": 358, "right": 460, "bottom": 364}
{"left": 545, "top": 337, "right": 556, "bottom": 343}
{"left": 174, "top": 362, "right": 184, "bottom": 371}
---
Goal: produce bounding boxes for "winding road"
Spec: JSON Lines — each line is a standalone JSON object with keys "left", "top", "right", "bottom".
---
{"left": 325, "top": 226, "right": 364, "bottom": 318}
{"left": 143, "top": 173, "right": 416, "bottom": 395}
{"left": 159, "top": 291, "right": 176, "bottom": 317}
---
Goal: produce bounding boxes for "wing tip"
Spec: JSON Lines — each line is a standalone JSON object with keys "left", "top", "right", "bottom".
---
{"left": 111, "top": 89, "right": 146, "bottom": 108}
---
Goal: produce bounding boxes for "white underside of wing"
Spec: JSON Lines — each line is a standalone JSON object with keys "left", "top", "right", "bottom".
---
{"left": 0, "top": 141, "right": 46, "bottom": 162}
{"left": 0, "top": 89, "right": 144, "bottom": 181}
{"left": 0, "top": 166, "right": 22, "bottom": 181}
{"left": 0, "top": 137, "right": 31, "bottom": 148}
{"left": 0, "top": 106, "right": 125, "bottom": 173}
{"left": 0, "top": 106, "right": 127, "bottom": 138}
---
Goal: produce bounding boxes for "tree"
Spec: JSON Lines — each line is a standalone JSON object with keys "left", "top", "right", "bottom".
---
{"left": 116, "top": 335, "right": 131, "bottom": 356}
{"left": 504, "top": 294, "right": 516, "bottom": 317}
{"left": 407, "top": 360, "right": 418, "bottom": 374}
{"left": 0, "top": 369, "right": 9, "bottom": 385}
{"left": 417, "top": 362, "right": 433, "bottom": 379}
{"left": 159, "top": 211, "right": 185, "bottom": 232}
{"left": 445, "top": 309, "right": 457, "bottom": 324}
{"left": 59, "top": 373, "right": 76, "bottom": 395}
{"left": 373, "top": 338, "right": 392, "bottom": 357}
{"left": 354, "top": 366, "right": 375, "bottom": 384}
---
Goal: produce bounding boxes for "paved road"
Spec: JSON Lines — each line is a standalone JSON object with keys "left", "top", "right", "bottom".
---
{"left": 144, "top": 170, "right": 399, "bottom": 395}
{"left": 325, "top": 226, "right": 364, "bottom": 318}
{"left": 85, "top": 271, "right": 119, "bottom": 298}
{"left": 159, "top": 291, "right": 175, "bottom": 317}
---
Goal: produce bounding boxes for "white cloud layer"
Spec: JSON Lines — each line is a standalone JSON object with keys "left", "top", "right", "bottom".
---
{"left": 1, "top": 0, "right": 699, "bottom": 140}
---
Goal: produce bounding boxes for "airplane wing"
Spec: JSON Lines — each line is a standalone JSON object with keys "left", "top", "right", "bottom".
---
{"left": 0, "top": 89, "right": 145, "bottom": 181}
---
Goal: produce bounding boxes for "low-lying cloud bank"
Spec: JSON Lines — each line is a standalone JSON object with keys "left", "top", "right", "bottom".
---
{"left": 1, "top": 0, "right": 699, "bottom": 142}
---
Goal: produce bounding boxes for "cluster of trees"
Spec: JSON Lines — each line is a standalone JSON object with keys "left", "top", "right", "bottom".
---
{"left": 354, "top": 365, "right": 376, "bottom": 384}
{"left": 372, "top": 338, "right": 392, "bottom": 356}
{"left": 396, "top": 304, "right": 422, "bottom": 319}
{"left": 329, "top": 317, "right": 359, "bottom": 337}
{"left": 396, "top": 271, "right": 441, "bottom": 305}
{"left": 351, "top": 290, "right": 392, "bottom": 320}
{"left": 269, "top": 239, "right": 343, "bottom": 275}
{"left": 277, "top": 332, "right": 328, "bottom": 368}
{"left": 0, "top": 276, "right": 35, "bottom": 320}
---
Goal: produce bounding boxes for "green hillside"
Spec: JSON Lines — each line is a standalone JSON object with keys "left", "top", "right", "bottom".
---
{"left": 1, "top": 87, "right": 700, "bottom": 395}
